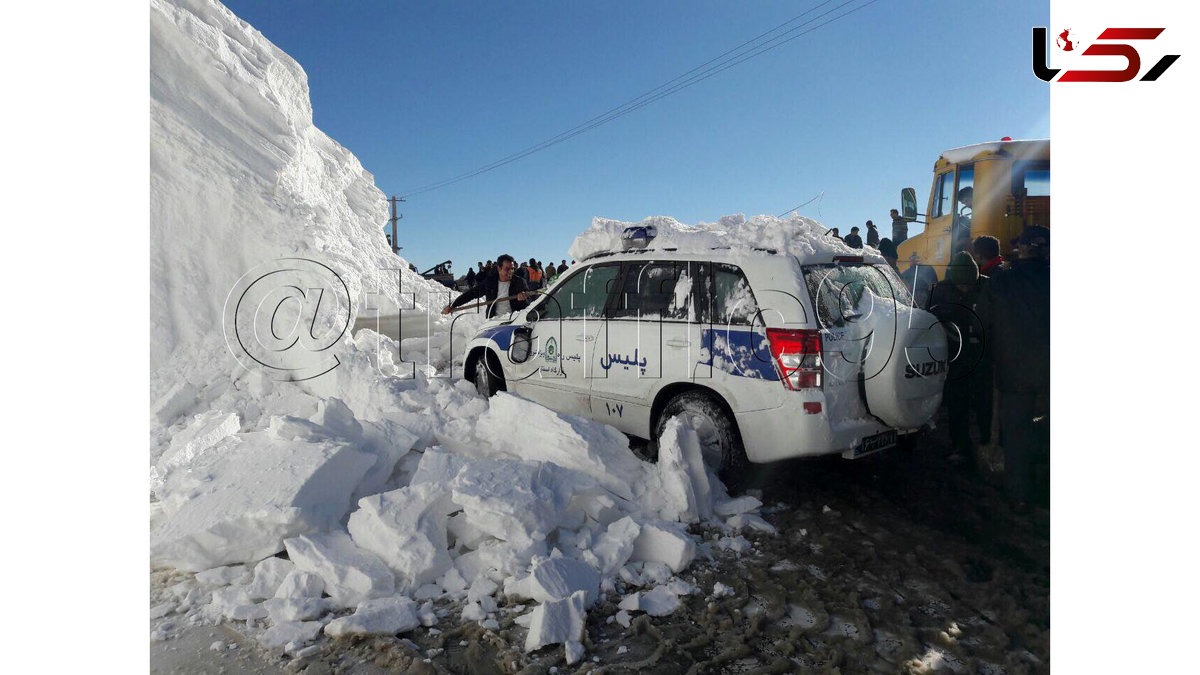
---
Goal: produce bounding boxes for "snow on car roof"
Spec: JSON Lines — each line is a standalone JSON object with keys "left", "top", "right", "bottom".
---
{"left": 568, "top": 214, "right": 885, "bottom": 265}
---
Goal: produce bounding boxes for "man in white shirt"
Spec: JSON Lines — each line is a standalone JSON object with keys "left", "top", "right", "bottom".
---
{"left": 442, "top": 254, "right": 530, "bottom": 319}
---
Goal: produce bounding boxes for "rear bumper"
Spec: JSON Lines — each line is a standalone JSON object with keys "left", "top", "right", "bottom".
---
{"left": 734, "top": 399, "right": 900, "bottom": 463}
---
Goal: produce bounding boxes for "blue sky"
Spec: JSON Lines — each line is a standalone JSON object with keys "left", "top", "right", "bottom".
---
{"left": 224, "top": 0, "right": 1048, "bottom": 272}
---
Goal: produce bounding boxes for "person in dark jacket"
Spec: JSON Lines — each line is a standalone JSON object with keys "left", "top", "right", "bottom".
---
{"left": 878, "top": 238, "right": 899, "bottom": 272}
{"left": 975, "top": 226, "right": 1050, "bottom": 510}
{"left": 442, "top": 254, "right": 531, "bottom": 319}
{"left": 890, "top": 209, "right": 908, "bottom": 245}
{"left": 930, "top": 251, "right": 992, "bottom": 462}
{"left": 844, "top": 226, "right": 863, "bottom": 249}
{"left": 865, "top": 220, "right": 880, "bottom": 248}
{"left": 973, "top": 235, "right": 1005, "bottom": 277}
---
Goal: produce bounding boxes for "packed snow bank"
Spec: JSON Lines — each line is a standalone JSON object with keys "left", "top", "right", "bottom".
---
{"left": 150, "top": 0, "right": 454, "bottom": 372}
{"left": 568, "top": 213, "right": 884, "bottom": 264}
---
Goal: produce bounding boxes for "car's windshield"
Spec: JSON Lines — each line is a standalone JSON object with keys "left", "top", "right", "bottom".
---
{"left": 802, "top": 263, "right": 912, "bottom": 328}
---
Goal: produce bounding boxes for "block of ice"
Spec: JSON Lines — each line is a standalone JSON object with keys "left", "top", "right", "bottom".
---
{"left": 631, "top": 521, "right": 696, "bottom": 573}
{"left": 524, "top": 590, "right": 588, "bottom": 653}
{"left": 506, "top": 557, "right": 601, "bottom": 607}
{"left": 325, "top": 596, "right": 420, "bottom": 637}
{"left": 587, "top": 517, "right": 641, "bottom": 576}
{"left": 275, "top": 570, "right": 325, "bottom": 600}
{"left": 150, "top": 432, "right": 374, "bottom": 571}
{"left": 476, "top": 394, "right": 644, "bottom": 501}
{"left": 347, "top": 483, "right": 455, "bottom": 593}
{"left": 283, "top": 532, "right": 395, "bottom": 608}
{"left": 247, "top": 558, "right": 294, "bottom": 600}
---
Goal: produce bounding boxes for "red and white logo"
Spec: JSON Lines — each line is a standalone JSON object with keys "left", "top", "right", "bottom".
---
{"left": 1033, "top": 26, "right": 1180, "bottom": 82}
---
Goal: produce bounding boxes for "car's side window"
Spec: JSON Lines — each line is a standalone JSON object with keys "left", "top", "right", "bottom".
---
{"left": 538, "top": 263, "right": 620, "bottom": 320}
{"left": 697, "top": 263, "right": 759, "bottom": 326}
{"left": 610, "top": 261, "right": 694, "bottom": 321}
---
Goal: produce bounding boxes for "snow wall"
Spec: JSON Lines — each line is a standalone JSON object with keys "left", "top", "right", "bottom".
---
{"left": 150, "top": 0, "right": 450, "bottom": 374}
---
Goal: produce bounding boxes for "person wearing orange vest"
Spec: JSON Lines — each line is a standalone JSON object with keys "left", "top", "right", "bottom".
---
{"left": 527, "top": 258, "right": 543, "bottom": 289}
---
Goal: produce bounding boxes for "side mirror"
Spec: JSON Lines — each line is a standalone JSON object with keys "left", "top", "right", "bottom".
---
{"left": 510, "top": 326, "right": 533, "bottom": 364}
{"left": 901, "top": 187, "right": 919, "bottom": 222}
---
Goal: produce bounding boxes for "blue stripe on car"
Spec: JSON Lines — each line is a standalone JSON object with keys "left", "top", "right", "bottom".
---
{"left": 476, "top": 325, "right": 518, "bottom": 351}
{"left": 700, "top": 328, "right": 779, "bottom": 380}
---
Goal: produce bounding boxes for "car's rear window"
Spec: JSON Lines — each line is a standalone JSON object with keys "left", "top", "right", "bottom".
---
{"left": 802, "top": 263, "right": 912, "bottom": 328}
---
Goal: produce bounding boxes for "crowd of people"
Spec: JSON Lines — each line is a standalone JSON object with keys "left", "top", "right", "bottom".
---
{"left": 921, "top": 228, "right": 1050, "bottom": 513}
{"left": 461, "top": 256, "right": 572, "bottom": 291}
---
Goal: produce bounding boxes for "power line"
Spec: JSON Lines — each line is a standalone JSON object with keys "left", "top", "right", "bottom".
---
{"left": 778, "top": 191, "right": 824, "bottom": 217}
{"left": 400, "top": 0, "right": 886, "bottom": 198}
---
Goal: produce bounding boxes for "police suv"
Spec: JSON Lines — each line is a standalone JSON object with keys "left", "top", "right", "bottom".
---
{"left": 462, "top": 225, "right": 948, "bottom": 479}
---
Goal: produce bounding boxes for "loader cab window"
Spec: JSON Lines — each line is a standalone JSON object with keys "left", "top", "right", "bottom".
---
{"left": 1013, "top": 161, "right": 1051, "bottom": 229}
{"left": 1022, "top": 169, "right": 1050, "bottom": 197}
{"left": 933, "top": 171, "right": 956, "bottom": 218}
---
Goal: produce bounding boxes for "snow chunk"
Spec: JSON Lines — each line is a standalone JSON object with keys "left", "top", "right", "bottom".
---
{"left": 347, "top": 483, "right": 455, "bottom": 593}
{"left": 247, "top": 558, "right": 294, "bottom": 600}
{"left": 524, "top": 590, "right": 588, "bottom": 653}
{"left": 150, "top": 432, "right": 375, "bottom": 571}
{"left": 150, "top": 381, "right": 199, "bottom": 427}
{"left": 476, "top": 393, "right": 643, "bottom": 500}
{"left": 262, "top": 597, "right": 328, "bottom": 623}
{"left": 195, "top": 564, "right": 248, "bottom": 587}
{"left": 583, "top": 517, "right": 641, "bottom": 576}
{"left": 151, "top": 411, "right": 240, "bottom": 494}
{"left": 656, "top": 417, "right": 714, "bottom": 522}
{"left": 325, "top": 596, "right": 420, "bottom": 638}
{"left": 449, "top": 456, "right": 573, "bottom": 550}
{"left": 506, "top": 557, "right": 601, "bottom": 607}
{"left": 283, "top": 533, "right": 395, "bottom": 608}
{"left": 275, "top": 570, "right": 325, "bottom": 600}
{"left": 618, "top": 585, "right": 681, "bottom": 617}
{"left": 725, "top": 513, "right": 777, "bottom": 535}
{"left": 631, "top": 521, "right": 696, "bottom": 573}
{"left": 208, "top": 586, "right": 262, "bottom": 621}
{"left": 714, "top": 495, "right": 763, "bottom": 517}
{"left": 259, "top": 621, "right": 322, "bottom": 650}
{"left": 716, "top": 535, "right": 752, "bottom": 554}
{"left": 712, "top": 582, "right": 735, "bottom": 598}
{"left": 564, "top": 640, "right": 586, "bottom": 665}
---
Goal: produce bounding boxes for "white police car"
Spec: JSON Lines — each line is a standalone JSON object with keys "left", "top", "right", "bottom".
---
{"left": 462, "top": 224, "right": 948, "bottom": 480}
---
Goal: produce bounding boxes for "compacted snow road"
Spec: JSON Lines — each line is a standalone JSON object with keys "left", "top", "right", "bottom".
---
{"left": 152, "top": 410, "right": 1049, "bottom": 675}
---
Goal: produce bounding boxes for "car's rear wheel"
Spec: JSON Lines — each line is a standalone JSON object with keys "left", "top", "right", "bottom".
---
{"left": 474, "top": 351, "right": 503, "bottom": 398}
{"left": 655, "top": 390, "right": 749, "bottom": 489}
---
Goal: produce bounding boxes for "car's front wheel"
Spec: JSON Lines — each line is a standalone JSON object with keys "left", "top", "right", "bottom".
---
{"left": 655, "top": 390, "right": 749, "bottom": 489}
{"left": 473, "top": 351, "right": 503, "bottom": 398}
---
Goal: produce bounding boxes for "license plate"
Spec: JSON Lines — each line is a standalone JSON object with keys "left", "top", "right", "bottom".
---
{"left": 847, "top": 430, "right": 897, "bottom": 459}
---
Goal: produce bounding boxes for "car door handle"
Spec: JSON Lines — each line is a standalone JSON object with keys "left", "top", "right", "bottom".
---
{"left": 666, "top": 339, "right": 691, "bottom": 348}
{"left": 576, "top": 335, "right": 595, "bottom": 342}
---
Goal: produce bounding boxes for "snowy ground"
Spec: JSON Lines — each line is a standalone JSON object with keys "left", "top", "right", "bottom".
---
{"left": 151, "top": 410, "right": 1050, "bottom": 675}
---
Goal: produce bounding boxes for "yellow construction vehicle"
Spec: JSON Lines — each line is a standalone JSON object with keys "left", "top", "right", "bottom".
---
{"left": 897, "top": 138, "right": 1049, "bottom": 277}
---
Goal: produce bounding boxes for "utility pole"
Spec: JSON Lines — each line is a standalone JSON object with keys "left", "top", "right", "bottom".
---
{"left": 388, "top": 195, "right": 406, "bottom": 254}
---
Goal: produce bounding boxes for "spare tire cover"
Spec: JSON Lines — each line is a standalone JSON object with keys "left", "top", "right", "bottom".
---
{"left": 859, "top": 304, "right": 948, "bottom": 429}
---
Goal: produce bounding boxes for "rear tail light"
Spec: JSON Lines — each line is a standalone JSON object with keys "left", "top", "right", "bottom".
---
{"left": 766, "top": 328, "right": 823, "bottom": 390}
